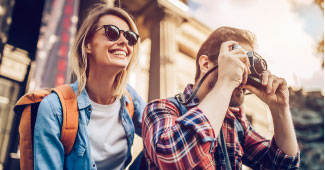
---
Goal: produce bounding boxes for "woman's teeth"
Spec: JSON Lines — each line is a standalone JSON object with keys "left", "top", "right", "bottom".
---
{"left": 112, "top": 51, "right": 127, "bottom": 57}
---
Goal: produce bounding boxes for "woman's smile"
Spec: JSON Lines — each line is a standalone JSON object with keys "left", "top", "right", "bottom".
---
{"left": 108, "top": 49, "right": 128, "bottom": 59}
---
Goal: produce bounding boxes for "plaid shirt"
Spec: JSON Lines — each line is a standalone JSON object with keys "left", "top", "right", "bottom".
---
{"left": 142, "top": 84, "right": 300, "bottom": 170}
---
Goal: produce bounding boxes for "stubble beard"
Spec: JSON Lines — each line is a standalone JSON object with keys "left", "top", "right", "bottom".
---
{"left": 207, "top": 72, "right": 246, "bottom": 107}
{"left": 229, "top": 86, "right": 246, "bottom": 107}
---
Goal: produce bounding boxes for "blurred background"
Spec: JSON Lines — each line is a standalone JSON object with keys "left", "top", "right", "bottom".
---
{"left": 0, "top": 0, "right": 323, "bottom": 169}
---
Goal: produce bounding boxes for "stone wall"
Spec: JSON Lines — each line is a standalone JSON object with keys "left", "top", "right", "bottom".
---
{"left": 289, "top": 88, "right": 324, "bottom": 169}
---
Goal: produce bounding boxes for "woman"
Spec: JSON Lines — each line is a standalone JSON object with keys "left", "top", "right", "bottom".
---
{"left": 34, "top": 4, "right": 145, "bottom": 170}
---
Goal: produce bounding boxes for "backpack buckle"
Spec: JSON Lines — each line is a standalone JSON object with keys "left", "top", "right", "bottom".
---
{"left": 175, "top": 93, "right": 185, "bottom": 104}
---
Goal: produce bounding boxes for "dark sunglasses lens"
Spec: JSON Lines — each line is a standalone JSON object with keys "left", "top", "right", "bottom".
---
{"left": 106, "top": 25, "right": 120, "bottom": 41}
{"left": 124, "top": 31, "right": 138, "bottom": 46}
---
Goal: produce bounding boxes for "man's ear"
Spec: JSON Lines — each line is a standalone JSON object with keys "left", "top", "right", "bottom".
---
{"left": 198, "top": 55, "right": 214, "bottom": 75}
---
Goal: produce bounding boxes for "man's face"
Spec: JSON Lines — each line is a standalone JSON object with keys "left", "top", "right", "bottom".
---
{"left": 207, "top": 73, "right": 246, "bottom": 107}
{"left": 229, "top": 85, "right": 246, "bottom": 107}
{"left": 207, "top": 42, "right": 253, "bottom": 107}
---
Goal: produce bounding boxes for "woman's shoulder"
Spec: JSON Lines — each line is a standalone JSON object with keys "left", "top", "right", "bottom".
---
{"left": 38, "top": 92, "right": 63, "bottom": 116}
{"left": 126, "top": 84, "right": 136, "bottom": 94}
{"left": 126, "top": 84, "right": 147, "bottom": 100}
{"left": 126, "top": 84, "right": 142, "bottom": 100}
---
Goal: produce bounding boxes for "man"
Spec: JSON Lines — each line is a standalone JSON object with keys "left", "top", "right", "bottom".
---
{"left": 142, "top": 26, "right": 300, "bottom": 169}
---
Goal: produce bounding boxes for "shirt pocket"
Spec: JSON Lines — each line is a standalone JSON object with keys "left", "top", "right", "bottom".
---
{"left": 73, "top": 141, "right": 87, "bottom": 157}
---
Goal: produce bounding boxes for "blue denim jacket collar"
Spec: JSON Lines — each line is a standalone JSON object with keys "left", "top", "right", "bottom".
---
{"left": 71, "top": 81, "right": 91, "bottom": 109}
{"left": 123, "top": 92, "right": 131, "bottom": 104}
{"left": 71, "top": 81, "right": 131, "bottom": 110}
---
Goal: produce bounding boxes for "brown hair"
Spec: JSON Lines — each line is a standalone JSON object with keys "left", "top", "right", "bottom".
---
{"left": 69, "top": 3, "right": 140, "bottom": 97}
{"left": 194, "top": 26, "right": 256, "bottom": 81}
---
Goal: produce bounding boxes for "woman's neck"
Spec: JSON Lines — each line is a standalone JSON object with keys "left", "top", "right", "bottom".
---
{"left": 86, "top": 68, "right": 119, "bottom": 105}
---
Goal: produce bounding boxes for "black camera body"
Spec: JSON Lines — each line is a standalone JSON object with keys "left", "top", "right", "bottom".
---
{"left": 232, "top": 44, "right": 267, "bottom": 87}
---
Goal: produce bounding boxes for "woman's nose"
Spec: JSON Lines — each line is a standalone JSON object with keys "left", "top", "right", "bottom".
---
{"left": 117, "top": 32, "right": 128, "bottom": 46}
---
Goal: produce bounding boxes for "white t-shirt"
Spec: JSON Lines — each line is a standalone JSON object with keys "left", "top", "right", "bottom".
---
{"left": 87, "top": 98, "right": 128, "bottom": 170}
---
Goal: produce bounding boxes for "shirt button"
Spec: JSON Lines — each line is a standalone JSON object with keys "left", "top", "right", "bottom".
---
{"left": 93, "top": 164, "right": 96, "bottom": 167}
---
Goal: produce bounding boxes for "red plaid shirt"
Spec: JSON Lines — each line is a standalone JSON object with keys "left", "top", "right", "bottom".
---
{"left": 142, "top": 84, "right": 300, "bottom": 170}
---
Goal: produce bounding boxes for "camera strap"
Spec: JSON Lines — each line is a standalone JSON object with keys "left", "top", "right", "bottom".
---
{"left": 170, "top": 96, "right": 244, "bottom": 170}
{"left": 218, "top": 129, "right": 232, "bottom": 170}
{"left": 175, "top": 64, "right": 219, "bottom": 105}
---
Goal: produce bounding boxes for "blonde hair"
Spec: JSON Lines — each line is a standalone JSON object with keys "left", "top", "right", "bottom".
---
{"left": 69, "top": 4, "right": 140, "bottom": 97}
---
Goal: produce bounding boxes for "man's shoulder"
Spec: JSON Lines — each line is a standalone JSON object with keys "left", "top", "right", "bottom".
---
{"left": 145, "top": 98, "right": 181, "bottom": 115}
{"left": 146, "top": 98, "right": 174, "bottom": 108}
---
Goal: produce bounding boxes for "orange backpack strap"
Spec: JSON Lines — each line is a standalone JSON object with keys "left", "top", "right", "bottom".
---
{"left": 14, "top": 89, "right": 51, "bottom": 170}
{"left": 125, "top": 90, "right": 134, "bottom": 118}
{"left": 52, "top": 84, "right": 79, "bottom": 155}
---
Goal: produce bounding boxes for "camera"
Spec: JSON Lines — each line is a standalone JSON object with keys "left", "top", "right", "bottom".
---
{"left": 232, "top": 44, "right": 267, "bottom": 87}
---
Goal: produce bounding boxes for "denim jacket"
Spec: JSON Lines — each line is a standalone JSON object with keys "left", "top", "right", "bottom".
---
{"left": 33, "top": 82, "right": 146, "bottom": 170}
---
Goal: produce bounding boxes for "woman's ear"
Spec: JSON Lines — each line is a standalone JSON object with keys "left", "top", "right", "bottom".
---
{"left": 86, "top": 42, "right": 92, "bottom": 54}
{"left": 198, "top": 55, "right": 214, "bottom": 75}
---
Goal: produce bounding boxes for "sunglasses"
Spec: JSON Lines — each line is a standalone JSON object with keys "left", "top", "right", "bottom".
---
{"left": 95, "top": 25, "right": 139, "bottom": 46}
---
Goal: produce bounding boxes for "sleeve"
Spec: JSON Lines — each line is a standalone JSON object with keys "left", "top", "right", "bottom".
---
{"left": 33, "top": 96, "right": 64, "bottom": 170}
{"left": 126, "top": 84, "right": 146, "bottom": 137}
{"left": 142, "top": 99, "right": 216, "bottom": 169}
{"left": 241, "top": 119, "right": 300, "bottom": 169}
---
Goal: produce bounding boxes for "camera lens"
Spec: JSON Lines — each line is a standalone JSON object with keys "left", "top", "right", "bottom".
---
{"left": 254, "top": 58, "right": 267, "bottom": 74}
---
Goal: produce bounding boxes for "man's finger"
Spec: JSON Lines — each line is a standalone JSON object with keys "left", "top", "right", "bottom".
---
{"left": 237, "top": 54, "right": 251, "bottom": 74}
{"left": 267, "top": 75, "right": 275, "bottom": 94}
{"left": 243, "top": 84, "right": 259, "bottom": 96}
{"left": 276, "top": 77, "right": 287, "bottom": 91}
{"left": 241, "top": 63, "right": 248, "bottom": 84}
{"left": 271, "top": 78, "right": 280, "bottom": 95}
{"left": 261, "top": 71, "right": 269, "bottom": 86}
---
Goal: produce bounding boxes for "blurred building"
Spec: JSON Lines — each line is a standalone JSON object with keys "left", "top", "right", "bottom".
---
{"left": 122, "top": 1, "right": 273, "bottom": 168}
{"left": 0, "top": 0, "right": 45, "bottom": 169}
{"left": 0, "top": 0, "right": 274, "bottom": 170}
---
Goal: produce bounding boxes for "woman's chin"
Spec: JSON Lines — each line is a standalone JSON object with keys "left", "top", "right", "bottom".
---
{"left": 106, "top": 56, "right": 129, "bottom": 68}
{"left": 107, "top": 62, "right": 129, "bottom": 70}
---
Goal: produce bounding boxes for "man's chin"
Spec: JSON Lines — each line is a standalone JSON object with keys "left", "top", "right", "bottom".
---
{"left": 229, "top": 100, "right": 242, "bottom": 107}
{"left": 229, "top": 86, "right": 246, "bottom": 107}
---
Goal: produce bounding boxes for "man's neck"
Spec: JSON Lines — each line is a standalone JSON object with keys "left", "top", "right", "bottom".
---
{"left": 193, "top": 81, "right": 210, "bottom": 103}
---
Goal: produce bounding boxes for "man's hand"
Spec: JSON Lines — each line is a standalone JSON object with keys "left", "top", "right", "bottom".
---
{"left": 217, "top": 41, "right": 251, "bottom": 89}
{"left": 243, "top": 71, "right": 298, "bottom": 156}
{"left": 243, "top": 71, "right": 289, "bottom": 111}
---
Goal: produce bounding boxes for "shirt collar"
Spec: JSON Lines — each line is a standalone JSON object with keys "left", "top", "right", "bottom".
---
{"left": 71, "top": 81, "right": 91, "bottom": 110}
{"left": 121, "top": 92, "right": 131, "bottom": 105}
{"left": 182, "top": 84, "right": 244, "bottom": 118}
{"left": 182, "top": 84, "right": 201, "bottom": 108}
{"left": 227, "top": 106, "right": 245, "bottom": 119}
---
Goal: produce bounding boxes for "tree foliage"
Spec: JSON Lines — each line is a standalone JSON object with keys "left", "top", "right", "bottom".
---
{"left": 314, "top": 0, "right": 324, "bottom": 68}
